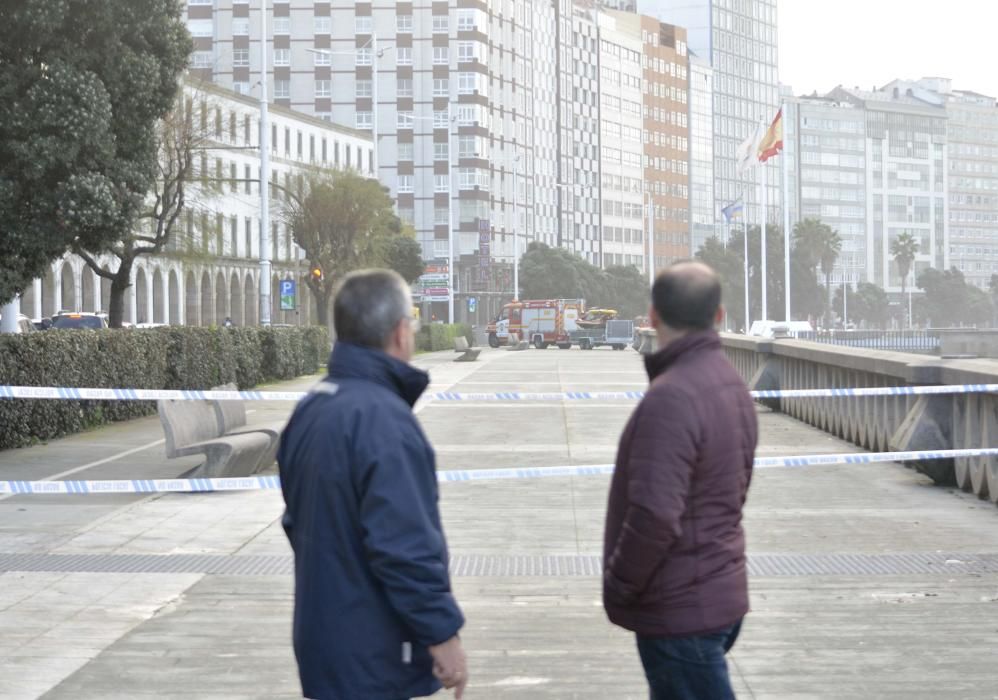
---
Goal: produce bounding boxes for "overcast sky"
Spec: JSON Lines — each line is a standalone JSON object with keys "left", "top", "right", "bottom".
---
{"left": 778, "top": 0, "right": 996, "bottom": 98}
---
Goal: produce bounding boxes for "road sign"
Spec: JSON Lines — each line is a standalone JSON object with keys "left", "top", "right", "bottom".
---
{"left": 279, "top": 280, "right": 296, "bottom": 311}
{"left": 468, "top": 297, "right": 477, "bottom": 313}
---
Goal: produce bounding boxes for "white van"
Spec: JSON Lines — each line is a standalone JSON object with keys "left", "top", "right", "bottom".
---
{"left": 748, "top": 320, "right": 814, "bottom": 339}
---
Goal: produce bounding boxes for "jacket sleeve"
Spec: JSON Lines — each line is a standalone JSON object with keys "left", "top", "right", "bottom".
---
{"left": 356, "top": 413, "right": 465, "bottom": 647}
{"left": 605, "top": 388, "right": 699, "bottom": 602}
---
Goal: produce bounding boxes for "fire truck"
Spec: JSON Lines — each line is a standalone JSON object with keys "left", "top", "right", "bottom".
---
{"left": 486, "top": 299, "right": 584, "bottom": 349}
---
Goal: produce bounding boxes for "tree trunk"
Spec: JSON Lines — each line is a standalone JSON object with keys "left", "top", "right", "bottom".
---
{"left": 900, "top": 276, "right": 907, "bottom": 329}
{"left": 825, "top": 272, "right": 832, "bottom": 329}
{"left": 107, "top": 256, "right": 135, "bottom": 328}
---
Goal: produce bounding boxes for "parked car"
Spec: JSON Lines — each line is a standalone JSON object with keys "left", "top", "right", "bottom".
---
{"left": 748, "top": 320, "right": 814, "bottom": 339}
{"left": 50, "top": 312, "right": 109, "bottom": 330}
{"left": 0, "top": 313, "right": 38, "bottom": 333}
{"left": 32, "top": 317, "right": 52, "bottom": 331}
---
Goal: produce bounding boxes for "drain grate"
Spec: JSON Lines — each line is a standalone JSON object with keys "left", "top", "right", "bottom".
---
{"left": 1, "top": 552, "right": 998, "bottom": 578}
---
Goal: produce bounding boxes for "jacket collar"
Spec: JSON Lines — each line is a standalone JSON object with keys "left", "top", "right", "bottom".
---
{"left": 644, "top": 329, "right": 721, "bottom": 381}
{"left": 327, "top": 341, "right": 430, "bottom": 407}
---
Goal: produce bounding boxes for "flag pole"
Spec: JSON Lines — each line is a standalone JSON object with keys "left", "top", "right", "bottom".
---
{"left": 743, "top": 205, "right": 750, "bottom": 333}
{"left": 760, "top": 140, "right": 768, "bottom": 322}
{"left": 782, "top": 103, "right": 791, "bottom": 322}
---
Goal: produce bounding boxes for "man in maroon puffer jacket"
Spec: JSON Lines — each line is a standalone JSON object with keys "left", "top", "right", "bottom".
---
{"left": 603, "top": 261, "right": 758, "bottom": 700}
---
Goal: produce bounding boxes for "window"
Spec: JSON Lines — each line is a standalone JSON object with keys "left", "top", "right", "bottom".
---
{"left": 315, "top": 80, "right": 331, "bottom": 97}
{"left": 433, "top": 47, "right": 449, "bottom": 65}
{"left": 397, "top": 175, "right": 413, "bottom": 193}
{"left": 272, "top": 17, "right": 290, "bottom": 34}
{"left": 457, "top": 42, "right": 475, "bottom": 63}
{"left": 458, "top": 72, "right": 476, "bottom": 94}
{"left": 233, "top": 49, "right": 249, "bottom": 66}
{"left": 313, "top": 50, "right": 330, "bottom": 66}
{"left": 397, "top": 111, "right": 413, "bottom": 128}
{"left": 397, "top": 15, "right": 413, "bottom": 32}
{"left": 274, "top": 80, "right": 290, "bottom": 99}
{"left": 356, "top": 48, "right": 372, "bottom": 66}
{"left": 314, "top": 17, "right": 331, "bottom": 34}
{"left": 458, "top": 135, "right": 476, "bottom": 157}
{"left": 458, "top": 168, "right": 477, "bottom": 189}
{"left": 434, "top": 175, "right": 450, "bottom": 192}
{"left": 191, "top": 51, "right": 213, "bottom": 68}
{"left": 398, "top": 208, "right": 415, "bottom": 225}
{"left": 432, "top": 15, "right": 449, "bottom": 33}
{"left": 434, "top": 207, "right": 449, "bottom": 225}
{"left": 433, "top": 78, "right": 449, "bottom": 96}
{"left": 457, "top": 10, "right": 476, "bottom": 31}
{"left": 397, "top": 142, "right": 414, "bottom": 161}
{"left": 355, "top": 111, "right": 373, "bottom": 129}
{"left": 433, "top": 110, "right": 450, "bottom": 128}
{"left": 233, "top": 81, "right": 250, "bottom": 95}
{"left": 457, "top": 105, "right": 477, "bottom": 125}
{"left": 355, "top": 16, "right": 372, "bottom": 34}
{"left": 273, "top": 49, "right": 290, "bottom": 66}
{"left": 188, "top": 19, "right": 213, "bottom": 37}
{"left": 397, "top": 78, "right": 413, "bottom": 97}
{"left": 229, "top": 163, "right": 237, "bottom": 192}
{"left": 396, "top": 47, "right": 412, "bottom": 65}
{"left": 355, "top": 79, "right": 372, "bottom": 98}
{"left": 244, "top": 164, "right": 252, "bottom": 194}
{"left": 434, "top": 143, "right": 449, "bottom": 161}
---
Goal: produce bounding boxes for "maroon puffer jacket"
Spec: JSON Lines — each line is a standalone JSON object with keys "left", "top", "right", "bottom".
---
{"left": 603, "top": 329, "right": 757, "bottom": 637}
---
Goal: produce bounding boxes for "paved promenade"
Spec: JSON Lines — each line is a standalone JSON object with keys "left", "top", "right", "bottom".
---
{"left": 1, "top": 347, "right": 997, "bottom": 699}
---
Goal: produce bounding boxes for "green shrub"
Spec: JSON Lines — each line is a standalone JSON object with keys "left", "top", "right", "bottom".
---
{"left": 416, "top": 323, "right": 473, "bottom": 352}
{"left": 0, "top": 325, "right": 328, "bottom": 450}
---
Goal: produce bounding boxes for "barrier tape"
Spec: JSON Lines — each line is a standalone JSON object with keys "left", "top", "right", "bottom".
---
{"left": 3, "top": 448, "right": 997, "bottom": 495}
{"left": 2, "top": 383, "right": 998, "bottom": 402}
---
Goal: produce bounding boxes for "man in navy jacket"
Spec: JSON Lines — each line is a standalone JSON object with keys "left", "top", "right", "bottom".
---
{"left": 278, "top": 269, "right": 467, "bottom": 700}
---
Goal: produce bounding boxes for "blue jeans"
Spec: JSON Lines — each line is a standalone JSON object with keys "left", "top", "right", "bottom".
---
{"left": 636, "top": 619, "right": 743, "bottom": 700}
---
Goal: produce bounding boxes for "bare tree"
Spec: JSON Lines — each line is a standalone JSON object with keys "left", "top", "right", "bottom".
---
{"left": 73, "top": 83, "right": 218, "bottom": 327}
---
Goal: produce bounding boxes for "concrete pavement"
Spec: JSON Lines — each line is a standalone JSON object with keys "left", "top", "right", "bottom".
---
{"left": 0, "top": 347, "right": 996, "bottom": 698}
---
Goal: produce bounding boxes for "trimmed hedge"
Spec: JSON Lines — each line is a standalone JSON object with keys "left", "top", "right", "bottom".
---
{"left": 417, "top": 323, "right": 472, "bottom": 352}
{"left": 0, "top": 325, "right": 329, "bottom": 450}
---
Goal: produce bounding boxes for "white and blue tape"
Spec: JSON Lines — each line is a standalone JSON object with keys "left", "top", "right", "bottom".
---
{"left": 4, "top": 448, "right": 997, "bottom": 495}
{"left": 2, "top": 383, "right": 998, "bottom": 402}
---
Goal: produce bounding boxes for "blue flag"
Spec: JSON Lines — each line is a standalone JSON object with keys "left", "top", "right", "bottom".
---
{"left": 721, "top": 200, "right": 744, "bottom": 223}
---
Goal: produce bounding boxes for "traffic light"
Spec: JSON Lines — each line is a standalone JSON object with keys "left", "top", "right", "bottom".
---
{"left": 310, "top": 265, "right": 323, "bottom": 283}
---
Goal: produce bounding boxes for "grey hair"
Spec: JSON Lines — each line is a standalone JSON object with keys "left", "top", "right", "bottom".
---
{"left": 333, "top": 269, "right": 412, "bottom": 349}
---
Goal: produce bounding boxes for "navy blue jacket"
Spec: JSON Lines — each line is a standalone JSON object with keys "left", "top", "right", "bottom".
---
{"left": 278, "top": 342, "right": 464, "bottom": 700}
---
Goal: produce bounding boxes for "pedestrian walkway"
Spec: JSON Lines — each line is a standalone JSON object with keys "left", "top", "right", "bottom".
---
{"left": 1, "top": 348, "right": 997, "bottom": 698}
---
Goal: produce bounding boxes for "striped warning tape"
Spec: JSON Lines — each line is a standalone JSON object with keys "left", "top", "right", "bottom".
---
{"left": 2, "top": 383, "right": 998, "bottom": 402}
{"left": 3, "top": 448, "right": 996, "bottom": 495}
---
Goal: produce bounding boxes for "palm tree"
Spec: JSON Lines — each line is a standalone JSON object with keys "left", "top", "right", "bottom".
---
{"left": 793, "top": 219, "right": 839, "bottom": 327}
{"left": 818, "top": 229, "right": 842, "bottom": 329}
{"left": 890, "top": 233, "right": 919, "bottom": 328}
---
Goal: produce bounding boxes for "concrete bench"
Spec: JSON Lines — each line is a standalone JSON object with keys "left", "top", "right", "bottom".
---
{"left": 157, "top": 398, "right": 272, "bottom": 479}
{"left": 506, "top": 332, "right": 529, "bottom": 352}
{"left": 453, "top": 336, "right": 481, "bottom": 362}
{"left": 210, "top": 383, "right": 286, "bottom": 468}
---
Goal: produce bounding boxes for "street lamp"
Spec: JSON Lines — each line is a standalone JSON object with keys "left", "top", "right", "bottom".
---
{"left": 644, "top": 191, "right": 655, "bottom": 287}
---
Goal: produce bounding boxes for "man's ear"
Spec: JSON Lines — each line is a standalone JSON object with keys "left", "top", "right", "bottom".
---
{"left": 715, "top": 305, "right": 725, "bottom": 327}
{"left": 649, "top": 305, "right": 661, "bottom": 329}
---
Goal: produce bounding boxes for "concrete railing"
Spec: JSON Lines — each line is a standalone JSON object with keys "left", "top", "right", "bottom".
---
{"left": 719, "top": 333, "right": 998, "bottom": 505}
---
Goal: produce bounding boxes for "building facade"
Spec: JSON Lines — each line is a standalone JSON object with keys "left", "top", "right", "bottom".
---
{"left": 636, "top": 0, "right": 780, "bottom": 228}
{"left": 20, "top": 80, "right": 373, "bottom": 327}
{"left": 597, "top": 11, "right": 649, "bottom": 271}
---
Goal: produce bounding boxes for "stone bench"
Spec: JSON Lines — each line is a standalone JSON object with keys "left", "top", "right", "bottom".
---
{"left": 157, "top": 398, "right": 272, "bottom": 478}
{"left": 209, "top": 383, "right": 286, "bottom": 469}
{"left": 453, "top": 336, "right": 481, "bottom": 362}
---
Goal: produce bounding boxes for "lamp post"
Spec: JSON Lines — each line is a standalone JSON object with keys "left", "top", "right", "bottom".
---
{"left": 258, "top": 0, "right": 271, "bottom": 326}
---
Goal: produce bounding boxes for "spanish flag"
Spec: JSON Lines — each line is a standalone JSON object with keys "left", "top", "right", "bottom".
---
{"left": 757, "top": 109, "right": 783, "bottom": 162}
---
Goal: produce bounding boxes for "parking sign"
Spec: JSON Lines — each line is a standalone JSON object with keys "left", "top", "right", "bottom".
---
{"left": 279, "top": 280, "right": 296, "bottom": 310}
